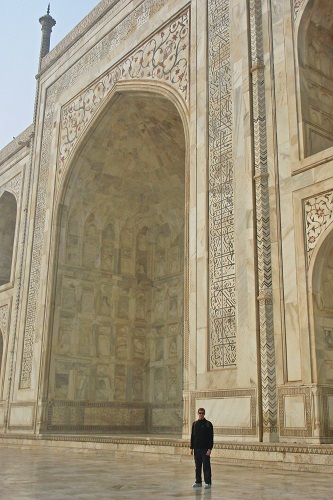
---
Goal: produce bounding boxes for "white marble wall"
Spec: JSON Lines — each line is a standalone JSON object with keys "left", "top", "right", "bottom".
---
{"left": 0, "top": 0, "right": 332, "bottom": 444}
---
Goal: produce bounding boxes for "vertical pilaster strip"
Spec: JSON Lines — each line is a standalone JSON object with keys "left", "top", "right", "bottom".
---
{"left": 208, "top": 0, "right": 236, "bottom": 369}
{"left": 249, "top": 0, "right": 277, "bottom": 438}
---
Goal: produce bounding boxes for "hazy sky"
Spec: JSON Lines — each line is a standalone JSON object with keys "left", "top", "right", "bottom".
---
{"left": 0, "top": 1, "right": 100, "bottom": 150}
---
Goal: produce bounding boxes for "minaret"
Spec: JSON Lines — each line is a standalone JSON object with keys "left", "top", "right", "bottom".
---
{"left": 39, "top": 4, "right": 56, "bottom": 60}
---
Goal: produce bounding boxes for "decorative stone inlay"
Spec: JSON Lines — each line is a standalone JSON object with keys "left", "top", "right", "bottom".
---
{"left": 208, "top": 0, "right": 236, "bottom": 369}
{"left": 293, "top": 0, "right": 306, "bottom": 21}
{"left": 304, "top": 191, "right": 333, "bottom": 266}
{"left": 0, "top": 173, "right": 22, "bottom": 200}
{"left": 0, "top": 305, "right": 9, "bottom": 335}
{"left": 20, "top": 3, "right": 189, "bottom": 389}
{"left": 249, "top": 0, "right": 277, "bottom": 437}
{"left": 57, "top": 11, "right": 189, "bottom": 185}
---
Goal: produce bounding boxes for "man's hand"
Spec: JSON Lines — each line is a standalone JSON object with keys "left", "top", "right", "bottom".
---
{"left": 190, "top": 449, "right": 193, "bottom": 455}
{"left": 206, "top": 450, "right": 211, "bottom": 456}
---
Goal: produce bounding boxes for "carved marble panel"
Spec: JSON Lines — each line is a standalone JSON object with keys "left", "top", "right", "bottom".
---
{"left": 208, "top": 0, "right": 236, "bottom": 369}
{"left": 304, "top": 191, "right": 333, "bottom": 266}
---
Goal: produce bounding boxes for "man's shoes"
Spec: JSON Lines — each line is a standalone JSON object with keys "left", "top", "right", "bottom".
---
{"left": 204, "top": 483, "right": 211, "bottom": 489}
{"left": 192, "top": 483, "right": 202, "bottom": 488}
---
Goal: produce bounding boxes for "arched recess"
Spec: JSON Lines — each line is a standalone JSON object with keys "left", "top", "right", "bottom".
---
{"left": 311, "top": 226, "right": 333, "bottom": 384}
{"left": 298, "top": 0, "right": 333, "bottom": 157}
{"left": 0, "top": 191, "right": 17, "bottom": 286}
{"left": 47, "top": 88, "right": 187, "bottom": 435}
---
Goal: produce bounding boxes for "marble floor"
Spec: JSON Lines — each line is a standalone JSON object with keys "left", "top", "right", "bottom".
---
{"left": 0, "top": 445, "right": 332, "bottom": 499}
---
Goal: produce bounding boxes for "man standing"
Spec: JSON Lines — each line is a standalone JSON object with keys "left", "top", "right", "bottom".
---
{"left": 190, "top": 407, "right": 214, "bottom": 489}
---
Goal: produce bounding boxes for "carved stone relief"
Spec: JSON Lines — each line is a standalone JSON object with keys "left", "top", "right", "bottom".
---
{"left": 208, "top": 0, "right": 236, "bottom": 369}
{"left": 305, "top": 191, "right": 333, "bottom": 266}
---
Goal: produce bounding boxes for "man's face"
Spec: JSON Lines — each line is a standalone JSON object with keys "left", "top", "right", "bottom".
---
{"left": 198, "top": 410, "right": 205, "bottom": 420}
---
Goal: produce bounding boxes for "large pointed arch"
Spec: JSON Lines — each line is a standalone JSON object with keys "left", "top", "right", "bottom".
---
{"left": 309, "top": 225, "right": 333, "bottom": 385}
{"left": 45, "top": 85, "right": 189, "bottom": 435}
{"left": 297, "top": 0, "right": 333, "bottom": 157}
{"left": 0, "top": 191, "right": 17, "bottom": 286}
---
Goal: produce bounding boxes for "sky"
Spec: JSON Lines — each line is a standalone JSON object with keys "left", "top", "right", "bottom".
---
{"left": 0, "top": 1, "right": 100, "bottom": 150}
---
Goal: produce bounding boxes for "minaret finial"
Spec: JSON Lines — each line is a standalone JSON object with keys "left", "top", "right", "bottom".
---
{"left": 39, "top": 5, "right": 56, "bottom": 62}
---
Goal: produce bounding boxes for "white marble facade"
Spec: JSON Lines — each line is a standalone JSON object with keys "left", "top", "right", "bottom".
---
{"left": 0, "top": 0, "right": 333, "bottom": 445}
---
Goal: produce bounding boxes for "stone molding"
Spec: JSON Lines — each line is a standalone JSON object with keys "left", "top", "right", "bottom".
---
{"left": 20, "top": 3, "right": 189, "bottom": 390}
{"left": 190, "top": 389, "right": 257, "bottom": 436}
{"left": 304, "top": 191, "right": 333, "bottom": 267}
{"left": 3, "top": 433, "right": 333, "bottom": 456}
{"left": 7, "top": 402, "right": 36, "bottom": 431}
{"left": 208, "top": 0, "right": 236, "bottom": 369}
{"left": 278, "top": 386, "right": 312, "bottom": 437}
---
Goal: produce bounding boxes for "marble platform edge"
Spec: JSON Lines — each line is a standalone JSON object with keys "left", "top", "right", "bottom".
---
{"left": 1, "top": 435, "right": 333, "bottom": 472}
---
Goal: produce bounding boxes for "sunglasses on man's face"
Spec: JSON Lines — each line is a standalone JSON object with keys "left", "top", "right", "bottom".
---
{"left": 198, "top": 412, "right": 205, "bottom": 414}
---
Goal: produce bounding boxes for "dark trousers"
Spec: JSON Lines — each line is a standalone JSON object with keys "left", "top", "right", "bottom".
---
{"left": 194, "top": 448, "right": 211, "bottom": 484}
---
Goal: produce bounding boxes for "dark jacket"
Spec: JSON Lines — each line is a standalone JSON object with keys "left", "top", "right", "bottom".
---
{"left": 190, "top": 418, "right": 214, "bottom": 450}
